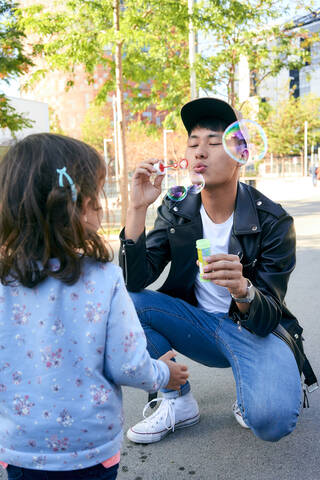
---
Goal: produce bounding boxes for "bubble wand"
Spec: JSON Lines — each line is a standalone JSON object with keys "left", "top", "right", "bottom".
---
{"left": 154, "top": 159, "right": 189, "bottom": 175}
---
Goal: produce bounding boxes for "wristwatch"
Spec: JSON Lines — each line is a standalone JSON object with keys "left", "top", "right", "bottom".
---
{"left": 231, "top": 279, "right": 255, "bottom": 304}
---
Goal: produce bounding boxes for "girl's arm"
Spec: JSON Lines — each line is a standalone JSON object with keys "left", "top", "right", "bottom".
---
{"left": 104, "top": 269, "right": 188, "bottom": 392}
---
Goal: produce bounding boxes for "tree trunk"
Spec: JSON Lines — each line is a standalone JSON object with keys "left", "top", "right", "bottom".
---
{"left": 188, "top": 0, "right": 197, "bottom": 100}
{"left": 229, "top": 53, "right": 236, "bottom": 108}
{"left": 113, "top": 0, "right": 128, "bottom": 227}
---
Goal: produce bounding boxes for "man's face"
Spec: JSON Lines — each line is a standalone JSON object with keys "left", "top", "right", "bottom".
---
{"left": 185, "top": 127, "right": 240, "bottom": 189}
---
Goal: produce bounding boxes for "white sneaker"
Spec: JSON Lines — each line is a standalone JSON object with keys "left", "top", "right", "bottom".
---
{"left": 232, "top": 401, "right": 250, "bottom": 429}
{"left": 127, "top": 392, "right": 200, "bottom": 443}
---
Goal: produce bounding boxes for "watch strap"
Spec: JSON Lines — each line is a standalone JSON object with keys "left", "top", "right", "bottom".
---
{"left": 231, "top": 279, "right": 255, "bottom": 304}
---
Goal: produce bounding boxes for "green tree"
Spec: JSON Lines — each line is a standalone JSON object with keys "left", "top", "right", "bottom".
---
{"left": 18, "top": 0, "right": 191, "bottom": 222}
{"left": 17, "top": 0, "right": 319, "bottom": 216}
{"left": 48, "top": 106, "right": 64, "bottom": 135}
{"left": 81, "top": 103, "right": 113, "bottom": 153}
{"left": 17, "top": 1, "right": 192, "bottom": 120}
{"left": 18, "top": 1, "right": 318, "bottom": 118}
{"left": 196, "top": 0, "right": 319, "bottom": 108}
{"left": 0, "top": 0, "right": 33, "bottom": 133}
{"left": 259, "top": 93, "right": 320, "bottom": 156}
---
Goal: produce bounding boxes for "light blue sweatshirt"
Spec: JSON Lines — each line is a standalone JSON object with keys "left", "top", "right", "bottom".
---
{"left": 0, "top": 259, "right": 169, "bottom": 470}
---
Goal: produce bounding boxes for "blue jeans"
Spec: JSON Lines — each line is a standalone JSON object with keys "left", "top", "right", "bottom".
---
{"left": 130, "top": 290, "right": 302, "bottom": 442}
{"left": 7, "top": 463, "right": 118, "bottom": 480}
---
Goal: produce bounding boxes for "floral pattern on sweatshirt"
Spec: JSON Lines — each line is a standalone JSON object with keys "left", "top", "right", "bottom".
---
{"left": 0, "top": 260, "right": 169, "bottom": 470}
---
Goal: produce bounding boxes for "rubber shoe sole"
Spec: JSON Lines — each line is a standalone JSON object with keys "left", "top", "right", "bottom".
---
{"left": 232, "top": 402, "right": 250, "bottom": 429}
{"left": 127, "top": 413, "right": 200, "bottom": 444}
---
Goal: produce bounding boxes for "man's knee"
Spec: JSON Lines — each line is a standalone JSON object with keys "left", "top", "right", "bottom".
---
{"left": 247, "top": 405, "right": 300, "bottom": 442}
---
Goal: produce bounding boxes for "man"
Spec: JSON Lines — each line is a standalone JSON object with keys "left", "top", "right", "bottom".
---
{"left": 311, "top": 164, "right": 318, "bottom": 186}
{"left": 119, "top": 97, "right": 317, "bottom": 444}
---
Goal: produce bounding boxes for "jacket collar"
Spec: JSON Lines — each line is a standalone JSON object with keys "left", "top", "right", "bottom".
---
{"left": 167, "top": 181, "right": 261, "bottom": 235}
{"left": 166, "top": 189, "right": 202, "bottom": 220}
{"left": 233, "top": 182, "right": 261, "bottom": 235}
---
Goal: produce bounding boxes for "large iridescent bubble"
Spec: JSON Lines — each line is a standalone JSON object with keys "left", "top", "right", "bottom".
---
{"left": 222, "top": 119, "right": 268, "bottom": 165}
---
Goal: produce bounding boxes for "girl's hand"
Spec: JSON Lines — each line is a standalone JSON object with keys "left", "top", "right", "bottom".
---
{"left": 159, "top": 350, "right": 189, "bottom": 391}
{"left": 130, "top": 158, "right": 165, "bottom": 209}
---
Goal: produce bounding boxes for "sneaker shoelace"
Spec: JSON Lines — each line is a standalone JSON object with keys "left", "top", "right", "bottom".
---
{"left": 142, "top": 397, "right": 176, "bottom": 432}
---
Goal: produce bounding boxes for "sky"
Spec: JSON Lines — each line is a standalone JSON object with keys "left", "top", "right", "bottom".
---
{"left": 0, "top": 78, "right": 20, "bottom": 97}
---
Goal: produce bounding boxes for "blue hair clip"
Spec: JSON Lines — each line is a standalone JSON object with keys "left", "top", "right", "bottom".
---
{"left": 56, "top": 166, "right": 77, "bottom": 203}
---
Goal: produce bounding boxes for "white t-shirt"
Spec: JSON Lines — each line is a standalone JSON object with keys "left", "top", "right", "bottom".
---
{"left": 194, "top": 205, "right": 234, "bottom": 313}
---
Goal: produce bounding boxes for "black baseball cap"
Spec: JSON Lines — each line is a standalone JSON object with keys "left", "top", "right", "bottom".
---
{"left": 181, "top": 97, "right": 239, "bottom": 133}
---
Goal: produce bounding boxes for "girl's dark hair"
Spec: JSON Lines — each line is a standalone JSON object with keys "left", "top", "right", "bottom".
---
{"left": 188, "top": 117, "right": 228, "bottom": 136}
{"left": 0, "top": 133, "right": 113, "bottom": 287}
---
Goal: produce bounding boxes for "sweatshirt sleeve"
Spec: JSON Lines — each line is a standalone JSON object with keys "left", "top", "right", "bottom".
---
{"left": 104, "top": 268, "right": 169, "bottom": 392}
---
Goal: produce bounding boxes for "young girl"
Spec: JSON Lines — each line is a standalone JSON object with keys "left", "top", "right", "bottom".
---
{"left": 0, "top": 133, "right": 188, "bottom": 480}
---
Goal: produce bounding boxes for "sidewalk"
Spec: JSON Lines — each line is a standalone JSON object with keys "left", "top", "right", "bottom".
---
{"left": 256, "top": 175, "right": 320, "bottom": 202}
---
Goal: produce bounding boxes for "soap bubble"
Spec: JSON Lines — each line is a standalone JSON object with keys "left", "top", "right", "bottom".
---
{"left": 167, "top": 185, "right": 187, "bottom": 201}
{"left": 222, "top": 119, "right": 268, "bottom": 165}
{"left": 167, "top": 169, "right": 205, "bottom": 202}
{"left": 187, "top": 172, "right": 205, "bottom": 195}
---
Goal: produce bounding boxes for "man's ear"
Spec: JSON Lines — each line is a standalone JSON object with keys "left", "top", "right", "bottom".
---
{"left": 241, "top": 148, "right": 249, "bottom": 163}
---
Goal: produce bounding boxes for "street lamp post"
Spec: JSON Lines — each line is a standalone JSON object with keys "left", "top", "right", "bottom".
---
{"left": 103, "top": 138, "right": 112, "bottom": 179}
{"left": 112, "top": 95, "right": 119, "bottom": 186}
{"left": 163, "top": 129, "right": 173, "bottom": 190}
{"left": 304, "top": 120, "right": 308, "bottom": 177}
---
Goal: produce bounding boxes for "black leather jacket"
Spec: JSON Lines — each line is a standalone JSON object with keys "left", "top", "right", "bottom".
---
{"left": 119, "top": 182, "right": 302, "bottom": 339}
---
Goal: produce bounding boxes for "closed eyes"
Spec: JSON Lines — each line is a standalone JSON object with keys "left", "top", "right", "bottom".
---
{"left": 188, "top": 143, "right": 222, "bottom": 148}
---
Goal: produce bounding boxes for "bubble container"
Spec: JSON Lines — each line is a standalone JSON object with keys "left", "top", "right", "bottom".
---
{"left": 196, "top": 239, "right": 211, "bottom": 282}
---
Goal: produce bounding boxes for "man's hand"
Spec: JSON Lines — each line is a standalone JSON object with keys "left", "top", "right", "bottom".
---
{"left": 130, "top": 158, "right": 165, "bottom": 210}
{"left": 159, "top": 350, "right": 189, "bottom": 391}
{"left": 201, "top": 253, "right": 248, "bottom": 298}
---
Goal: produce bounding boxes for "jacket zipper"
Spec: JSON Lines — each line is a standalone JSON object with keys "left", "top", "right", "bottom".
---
{"left": 121, "top": 245, "right": 128, "bottom": 286}
{"left": 272, "top": 329, "right": 292, "bottom": 350}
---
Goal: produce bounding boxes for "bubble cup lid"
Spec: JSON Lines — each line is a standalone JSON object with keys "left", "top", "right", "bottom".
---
{"left": 196, "top": 239, "right": 211, "bottom": 249}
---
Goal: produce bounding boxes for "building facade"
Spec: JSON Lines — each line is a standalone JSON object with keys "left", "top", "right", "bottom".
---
{"left": 256, "top": 10, "right": 320, "bottom": 105}
{"left": 0, "top": 97, "right": 49, "bottom": 145}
